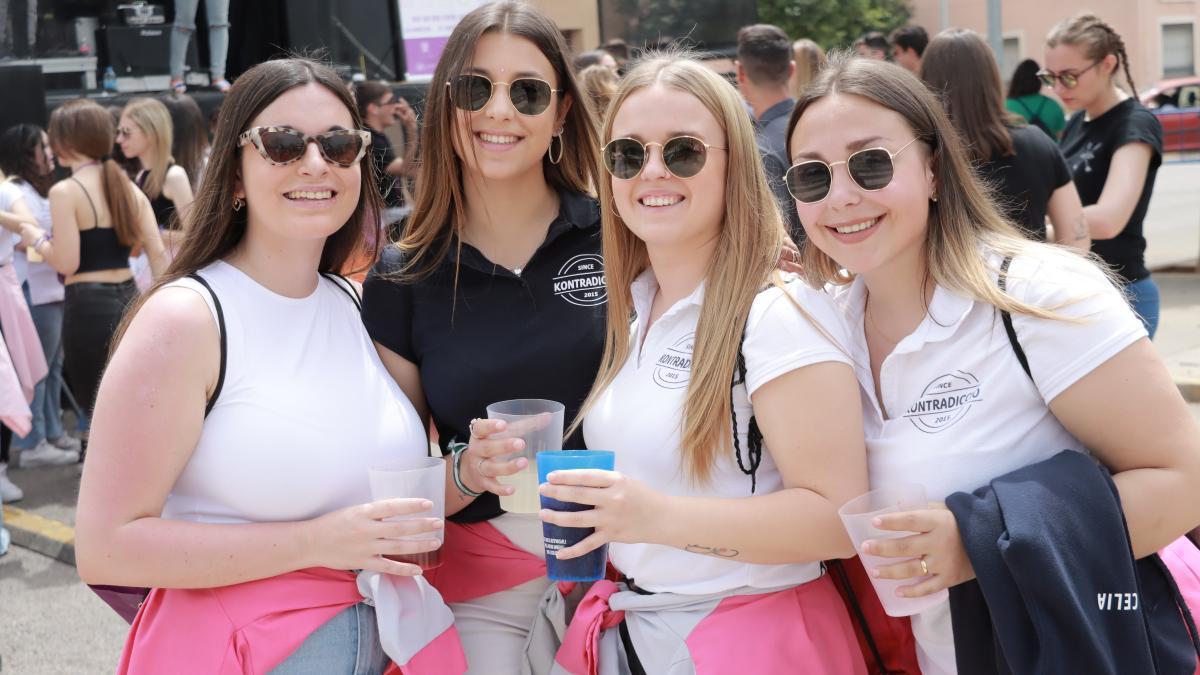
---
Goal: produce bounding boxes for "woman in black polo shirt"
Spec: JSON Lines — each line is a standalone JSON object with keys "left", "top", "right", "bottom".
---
{"left": 1045, "top": 13, "right": 1164, "bottom": 337}
{"left": 360, "top": 3, "right": 603, "bottom": 672}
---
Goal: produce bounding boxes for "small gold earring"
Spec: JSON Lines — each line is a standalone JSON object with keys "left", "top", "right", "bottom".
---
{"left": 233, "top": 196, "right": 245, "bottom": 211}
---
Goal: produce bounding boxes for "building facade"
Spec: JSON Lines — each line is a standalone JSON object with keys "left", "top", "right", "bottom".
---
{"left": 909, "top": 0, "right": 1199, "bottom": 92}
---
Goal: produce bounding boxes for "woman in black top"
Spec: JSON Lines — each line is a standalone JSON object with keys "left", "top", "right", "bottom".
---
{"left": 1045, "top": 13, "right": 1164, "bottom": 337}
{"left": 29, "top": 99, "right": 165, "bottom": 441}
{"left": 921, "top": 28, "right": 1088, "bottom": 251}
{"left": 360, "top": 3, "right": 603, "bottom": 671}
{"left": 118, "top": 98, "right": 195, "bottom": 249}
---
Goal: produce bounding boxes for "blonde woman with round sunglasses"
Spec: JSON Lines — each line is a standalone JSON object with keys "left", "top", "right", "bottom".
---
{"left": 543, "top": 53, "right": 867, "bottom": 674}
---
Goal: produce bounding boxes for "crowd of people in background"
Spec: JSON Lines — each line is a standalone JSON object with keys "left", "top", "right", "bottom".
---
{"left": 1, "top": 3, "right": 1198, "bottom": 675}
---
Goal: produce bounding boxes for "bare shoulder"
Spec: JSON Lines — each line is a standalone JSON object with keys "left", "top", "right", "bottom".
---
{"left": 118, "top": 285, "right": 219, "bottom": 360}
{"left": 48, "top": 179, "right": 78, "bottom": 200}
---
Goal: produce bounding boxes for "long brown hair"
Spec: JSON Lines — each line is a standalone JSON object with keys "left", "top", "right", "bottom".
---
{"left": 791, "top": 39, "right": 826, "bottom": 99}
{"left": 1047, "top": 12, "right": 1137, "bottom": 95}
{"left": 786, "top": 52, "right": 1079, "bottom": 320}
{"left": 114, "top": 57, "right": 382, "bottom": 348}
{"left": 571, "top": 54, "right": 787, "bottom": 486}
{"left": 159, "top": 92, "right": 209, "bottom": 192}
{"left": 48, "top": 99, "right": 141, "bottom": 246}
{"left": 920, "top": 29, "right": 1016, "bottom": 163}
{"left": 396, "top": 1, "right": 600, "bottom": 279}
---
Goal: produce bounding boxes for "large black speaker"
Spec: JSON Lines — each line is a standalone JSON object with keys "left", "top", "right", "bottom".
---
{"left": 285, "top": 0, "right": 402, "bottom": 80}
{"left": 0, "top": 65, "right": 47, "bottom": 132}
{"left": 103, "top": 24, "right": 199, "bottom": 77}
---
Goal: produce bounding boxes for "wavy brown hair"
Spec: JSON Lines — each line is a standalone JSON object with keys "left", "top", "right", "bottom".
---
{"left": 395, "top": 1, "right": 600, "bottom": 279}
{"left": 570, "top": 54, "right": 788, "bottom": 486}
{"left": 48, "top": 99, "right": 141, "bottom": 246}
{"left": 920, "top": 28, "right": 1016, "bottom": 163}
{"left": 113, "top": 57, "right": 382, "bottom": 349}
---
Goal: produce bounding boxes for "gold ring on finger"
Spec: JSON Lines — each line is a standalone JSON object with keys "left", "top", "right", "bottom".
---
{"left": 920, "top": 556, "right": 930, "bottom": 576}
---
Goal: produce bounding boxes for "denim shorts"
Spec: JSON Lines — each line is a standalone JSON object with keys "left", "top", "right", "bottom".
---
{"left": 269, "top": 602, "right": 388, "bottom": 674}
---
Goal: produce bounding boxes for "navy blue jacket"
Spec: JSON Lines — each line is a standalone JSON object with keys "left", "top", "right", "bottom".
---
{"left": 946, "top": 450, "right": 1199, "bottom": 674}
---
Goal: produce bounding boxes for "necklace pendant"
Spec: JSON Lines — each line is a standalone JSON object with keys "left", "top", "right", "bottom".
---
{"left": 512, "top": 266, "right": 522, "bottom": 276}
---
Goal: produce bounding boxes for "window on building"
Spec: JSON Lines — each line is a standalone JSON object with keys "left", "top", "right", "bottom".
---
{"left": 1163, "top": 23, "right": 1196, "bottom": 78}
{"left": 1002, "top": 36, "right": 1021, "bottom": 83}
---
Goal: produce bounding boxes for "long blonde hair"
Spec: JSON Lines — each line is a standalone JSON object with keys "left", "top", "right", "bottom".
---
{"left": 573, "top": 54, "right": 786, "bottom": 486}
{"left": 122, "top": 97, "right": 175, "bottom": 199}
{"left": 791, "top": 39, "right": 826, "bottom": 99}
{"left": 786, "top": 52, "right": 1088, "bottom": 319}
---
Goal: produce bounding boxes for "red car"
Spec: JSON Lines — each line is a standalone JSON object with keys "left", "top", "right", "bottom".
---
{"left": 1140, "top": 76, "right": 1200, "bottom": 153}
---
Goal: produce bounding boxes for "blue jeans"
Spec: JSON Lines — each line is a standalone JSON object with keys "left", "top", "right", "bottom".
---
{"left": 269, "top": 603, "right": 388, "bottom": 675}
{"left": 170, "top": 0, "right": 230, "bottom": 79}
{"left": 1127, "top": 276, "right": 1160, "bottom": 340}
{"left": 13, "top": 300, "right": 66, "bottom": 449}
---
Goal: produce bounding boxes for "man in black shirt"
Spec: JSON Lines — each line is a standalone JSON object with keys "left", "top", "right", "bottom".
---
{"left": 735, "top": 24, "right": 802, "bottom": 243}
{"left": 355, "top": 80, "right": 418, "bottom": 219}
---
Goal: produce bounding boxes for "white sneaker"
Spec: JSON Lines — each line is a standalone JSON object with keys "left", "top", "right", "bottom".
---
{"left": 49, "top": 435, "right": 82, "bottom": 453}
{"left": 16, "top": 440, "right": 79, "bottom": 467}
{"left": 0, "top": 464, "right": 23, "bottom": 502}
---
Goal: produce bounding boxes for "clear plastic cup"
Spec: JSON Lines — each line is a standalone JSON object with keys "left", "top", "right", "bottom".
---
{"left": 485, "top": 399, "right": 565, "bottom": 513}
{"left": 838, "top": 483, "right": 949, "bottom": 617}
{"left": 368, "top": 456, "right": 445, "bottom": 570}
{"left": 537, "top": 450, "right": 615, "bottom": 582}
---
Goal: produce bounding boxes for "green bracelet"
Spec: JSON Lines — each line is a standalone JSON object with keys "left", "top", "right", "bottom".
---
{"left": 450, "top": 441, "right": 484, "bottom": 498}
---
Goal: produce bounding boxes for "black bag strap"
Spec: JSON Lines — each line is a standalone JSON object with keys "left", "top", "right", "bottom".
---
{"left": 730, "top": 316, "right": 763, "bottom": 493}
{"left": 998, "top": 256, "right": 1033, "bottom": 382}
{"left": 826, "top": 559, "right": 891, "bottom": 674}
{"left": 186, "top": 272, "right": 227, "bottom": 417}
{"left": 321, "top": 272, "right": 362, "bottom": 311}
{"left": 617, "top": 618, "right": 649, "bottom": 675}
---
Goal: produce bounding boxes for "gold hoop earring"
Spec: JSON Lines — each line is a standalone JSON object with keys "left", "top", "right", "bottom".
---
{"left": 233, "top": 196, "right": 245, "bottom": 211}
{"left": 548, "top": 131, "right": 564, "bottom": 165}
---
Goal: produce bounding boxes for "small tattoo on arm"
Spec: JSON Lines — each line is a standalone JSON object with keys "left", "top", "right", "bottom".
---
{"left": 1073, "top": 214, "right": 1088, "bottom": 241}
{"left": 685, "top": 544, "right": 740, "bottom": 558}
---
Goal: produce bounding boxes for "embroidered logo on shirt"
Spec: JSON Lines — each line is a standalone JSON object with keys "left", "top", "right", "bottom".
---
{"left": 653, "top": 333, "right": 694, "bottom": 389}
{"left": 903, "top": 371, "right": 982, "bottom": 433}
{"left": 553, "top": 254, "right": 607, "bottom": 307}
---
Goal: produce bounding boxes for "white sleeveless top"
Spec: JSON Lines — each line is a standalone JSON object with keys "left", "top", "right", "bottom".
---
{"left": 160, "top": 260, "right": 428, "bottom": 524}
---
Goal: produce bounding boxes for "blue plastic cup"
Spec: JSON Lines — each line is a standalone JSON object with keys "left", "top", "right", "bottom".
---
{"left": 537, "top": 450, "right": 615, "bottom": 582}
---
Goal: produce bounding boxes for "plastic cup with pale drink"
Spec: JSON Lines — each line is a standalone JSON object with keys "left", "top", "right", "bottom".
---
{"left": 838, "top": 483, "right": 949, "bottom": 617}
{"left": 367, "top": 456, "right": 445, "bottom": 570}
{"left": 485, "top": 399, "right": 565, "bottom": 513}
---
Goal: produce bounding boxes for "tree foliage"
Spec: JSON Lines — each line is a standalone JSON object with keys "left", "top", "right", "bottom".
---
{"left": 758, "top": 0, "right": 913, "bottom": 50}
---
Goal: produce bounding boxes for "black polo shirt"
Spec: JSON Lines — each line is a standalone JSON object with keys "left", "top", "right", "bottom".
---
{"left": 361, "top": 190, "right": 606, "bottom": 523}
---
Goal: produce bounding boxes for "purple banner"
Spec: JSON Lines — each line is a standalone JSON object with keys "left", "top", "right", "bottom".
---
{"left": 404, "top": 37, "right": 449, "bottom": 78}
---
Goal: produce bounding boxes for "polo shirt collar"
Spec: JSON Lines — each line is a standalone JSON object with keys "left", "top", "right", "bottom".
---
{"left": 451, "top": 189, "right": 599, "bottom": 274}
{"left": 757, "top": 98, "right": 795, "bottom": 126}
{"left": 846, "top": 274, "right": 975, "bottom": 355}
{"left": 630, "top": 268, "right": 706, "bottom": 346}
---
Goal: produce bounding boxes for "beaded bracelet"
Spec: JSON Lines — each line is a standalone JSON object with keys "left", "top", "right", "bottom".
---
{"left": 449, "top": 441, "right": 484, "bottom": 498}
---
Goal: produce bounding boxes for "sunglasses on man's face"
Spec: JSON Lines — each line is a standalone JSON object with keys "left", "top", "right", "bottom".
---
{"left": 1036, "top": 61, "right": 1101, "bottom": 89}
{"left": 447, "top": 74, "right": 561, "bottom": 116}
{"left": 785, "top": 137, "right": 920, "bottom": 204}
{"left": 602, "top": 136, "right": 726, "bottom": 180}
{"left": 237, "top": 126, "right": 370, "bottom": 168}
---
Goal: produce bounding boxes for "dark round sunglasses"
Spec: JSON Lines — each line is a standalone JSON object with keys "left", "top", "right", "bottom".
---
{"left": 785, "top": 137, "right": 919, "bottom": 204}
{"left": 602, "top": 136, "right": 726, "bottom": 180}
{"left": 447, "top": 74, "right": 561, "bottom": 116}
{"left": 237, "top": 126, "right": 370, "bottom": 168}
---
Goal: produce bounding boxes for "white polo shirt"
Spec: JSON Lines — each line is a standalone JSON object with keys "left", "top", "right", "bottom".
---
{"left": 583, "top": 270, "right": 853, "bottom": 595}
{"left": 833, "top": 249, "right": 1147, "bottom": 675}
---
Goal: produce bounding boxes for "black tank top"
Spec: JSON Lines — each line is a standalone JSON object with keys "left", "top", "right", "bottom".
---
{"left": 71, "top": 177, "right": 133, "bottom": 274}
{"left": 136, "top": 164, "right": 177, "bottom": 229}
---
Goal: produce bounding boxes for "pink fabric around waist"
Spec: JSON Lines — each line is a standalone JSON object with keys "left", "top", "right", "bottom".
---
{"left": 1160, "top": 536, "right": 1200, "bottom": 675}
{"left": 556, "top": 575, "right": 866, "bottom": 675}
{"left": 423, "top": 520, "right": 547, "bottom": 604}
{"left": 118, "top": 567, "right": 465, "bottom": 675}
{"left": 0, "top": 263, "right": 46, "bottom": 405}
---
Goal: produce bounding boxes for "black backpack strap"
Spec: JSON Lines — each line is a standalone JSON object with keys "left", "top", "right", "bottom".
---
{"left": 186, "top": 273, "right": 227, "bottom": 417}
{"left": 617, "top": 618, "right": 649, "bottom": 675}
{"left": 825, "top": 559, "right": 890, "bottom": 674}
{"left": 730, "top": 317, "right": 763, "bottom": 494}
{"left": 321, "top": 272, "right": 362, "bottom": 312}
{"left": 998, "top": 256, "right": 1033, "bottom": 382}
